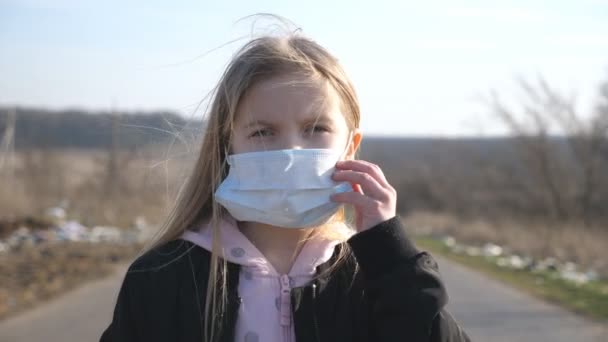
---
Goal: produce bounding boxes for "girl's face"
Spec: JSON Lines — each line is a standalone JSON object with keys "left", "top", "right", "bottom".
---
{"left": 231, "top": 73, "right": 359, "bottom": 156}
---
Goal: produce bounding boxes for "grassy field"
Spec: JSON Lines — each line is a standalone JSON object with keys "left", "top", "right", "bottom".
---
{"left": 415, "top": 237, "right": 608, "bottom": 322}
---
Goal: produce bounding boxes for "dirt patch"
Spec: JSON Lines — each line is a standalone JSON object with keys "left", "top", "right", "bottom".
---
{"left": 0, "top": 241, "right": 142, "bottom": 321}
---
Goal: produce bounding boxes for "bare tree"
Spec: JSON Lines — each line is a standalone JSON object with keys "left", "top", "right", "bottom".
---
{"left": 0, "top": 108, "right": 16, "bottom": 178}
{"left": 488, "top": 73, "right": 608, "bottom": 227}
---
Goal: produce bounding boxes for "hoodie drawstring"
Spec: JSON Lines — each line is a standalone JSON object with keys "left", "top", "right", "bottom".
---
{"left": 279, "top": 274, "right": 292, "bottom": 326}
{"left": 312, "top": 281, "right": 321, "bottom": 342}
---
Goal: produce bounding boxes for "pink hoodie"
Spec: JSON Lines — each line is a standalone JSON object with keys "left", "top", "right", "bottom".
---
{"left": 181, "top": 214, "right": 353, "bottom": 342}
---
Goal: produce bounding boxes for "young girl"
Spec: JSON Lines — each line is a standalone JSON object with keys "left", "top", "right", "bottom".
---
{"left": 100, "top": 33, "right": 470, "bottom": 342}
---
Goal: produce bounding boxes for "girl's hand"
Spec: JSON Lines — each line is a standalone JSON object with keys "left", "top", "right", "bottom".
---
{"left": 330, "top": 159, "right": 397, "bottom": 232}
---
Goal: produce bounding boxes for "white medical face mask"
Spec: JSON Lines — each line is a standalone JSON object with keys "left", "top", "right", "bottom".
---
{"left": 214, "top": 136, "right": 354, "bottom": 228}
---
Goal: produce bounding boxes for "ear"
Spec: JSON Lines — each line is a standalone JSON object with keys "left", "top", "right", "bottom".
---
{"left": 345, "top": 128, "right": 362, "bottom": 160}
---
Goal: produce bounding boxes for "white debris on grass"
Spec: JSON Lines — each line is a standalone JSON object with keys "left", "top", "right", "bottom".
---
{"left": 437, "top": 235, "right": 601, "bottom": 285}
{"left": 482, "top": 243, "right": 503, "bottom": 257}
{"left": 56, "top": 220, "right": 90, "bottom": 241}
{"left": 0, "top": 211, "right": 153, "bottom": 253}
{"left": 442, "top": 236, "right": 456, "bottom": 248}
{"left": 44, "top": 207, "right": 66, "bottom": 222}
{"left": 0, "top": 241, "right": 8, "bottom": 253}
{"left": 532, "top": 257, "right": 559, "bottom": 272}
{"left": 134, "top": 216, "right": 148, "bottom": 230}
{"left": 559, "top": 269, "right": 590, "bottom": 285}
{"left": 133, "top": 216, "right": 154, "bottom": 243}
{"left": 90, "top": 226, "right": 122, "bottom": 243}
{"left": 6, "top": 227, "right": 36, "bottom": 249}
{"left": 495, "top": 255, "right": 529, "bottom": 270}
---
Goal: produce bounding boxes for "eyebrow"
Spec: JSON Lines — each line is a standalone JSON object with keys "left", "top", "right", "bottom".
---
{"left": 244, "top": 120, "right": 274, "bottom": 129}
{"left": 243, "top": 114, "right": 332, "bottom": 129}
{"left": 303, "top": 115, "right": 332, "bottom": 126}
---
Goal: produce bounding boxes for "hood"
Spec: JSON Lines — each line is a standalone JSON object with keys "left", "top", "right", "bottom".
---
{"left": 181, "top": 214, "right": 353, "bottom": 277}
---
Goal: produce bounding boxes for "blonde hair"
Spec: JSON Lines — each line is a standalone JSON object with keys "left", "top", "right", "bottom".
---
{"left": 142, "top": 31, "right": 361, "bottom": 341}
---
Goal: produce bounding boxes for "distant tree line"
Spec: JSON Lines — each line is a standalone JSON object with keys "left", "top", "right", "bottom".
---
{"left": 0, "top": 107, "right": 202, "bottom": 149}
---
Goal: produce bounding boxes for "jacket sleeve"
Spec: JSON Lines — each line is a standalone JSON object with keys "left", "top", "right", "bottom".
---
{"left": 347, "top": 216, "right": 471, "bottom": 342}
{"left": 99, "top": 269, "right": 141, "bottom": 342}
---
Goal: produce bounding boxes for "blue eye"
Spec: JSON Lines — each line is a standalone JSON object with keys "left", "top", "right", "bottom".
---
{"left": 306, "top": 125, "right": 330, "bottom": 134}
{"left": 249, "top": 128, "right": 272, "bottom": 138}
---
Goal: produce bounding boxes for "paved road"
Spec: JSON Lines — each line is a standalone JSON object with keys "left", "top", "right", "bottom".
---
{"left": 0, "top": 257, "right": 606, "bottom": 342}
{"left": 439, "top": 257, "right": 607, "bottom": 341}
{"left": 0, "top": 264, "right": 128, "bottom": 342}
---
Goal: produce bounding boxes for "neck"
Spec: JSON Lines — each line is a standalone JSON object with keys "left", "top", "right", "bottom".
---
{"left": 237, "top": 221, "right": 314, "bottom": 274}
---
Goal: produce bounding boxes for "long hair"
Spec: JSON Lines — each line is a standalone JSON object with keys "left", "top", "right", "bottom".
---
{"left": 141, "top": 32, "right": 361, "bottom": 341}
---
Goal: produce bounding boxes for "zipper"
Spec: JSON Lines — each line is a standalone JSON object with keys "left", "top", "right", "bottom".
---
{"left": 279, "top": 274, "right": 292, "bottom": 342}
{"left": 312, "top": 281, "right": 321, "bottom": 342}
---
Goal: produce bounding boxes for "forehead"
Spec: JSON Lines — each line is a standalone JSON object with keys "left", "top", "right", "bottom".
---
{"left": 234, "top": 74, "right": 346, "bottom": 125}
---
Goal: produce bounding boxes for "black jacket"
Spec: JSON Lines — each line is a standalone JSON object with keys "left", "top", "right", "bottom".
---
{"left": 100, "top": 216, "right": 471, "bottom": 342}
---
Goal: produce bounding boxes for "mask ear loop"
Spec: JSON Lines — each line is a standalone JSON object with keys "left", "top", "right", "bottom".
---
{"left": 331, "top": 130, "right": 355, "bottom": 226}
{"left": 223, "top": 144, "right": 232, "bottom": 166}
{"left": 339, "top": 130, "right": 354, "bottom": 161}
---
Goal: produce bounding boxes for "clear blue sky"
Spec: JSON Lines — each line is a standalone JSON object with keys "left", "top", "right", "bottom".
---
{"left": 1, "top": 0, "right": 607, "bottom": 136}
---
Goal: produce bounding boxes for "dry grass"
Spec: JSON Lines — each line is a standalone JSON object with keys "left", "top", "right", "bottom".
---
{"left": 0, "top": 241, "right": 142, "bottom": 320}
{"left": 403, "top": 211, "right": 608, "bottom": 277}
{"left": 0, "top": 146, "right": 195, "bottom": 227}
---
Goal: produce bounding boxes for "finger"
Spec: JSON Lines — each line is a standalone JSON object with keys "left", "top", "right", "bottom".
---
{"left": 330, "top": 191, "right": 378, "bottom": 208}
{"left": 332, "top": 170, "right": 389, "bottom": 201}
{"left": 335, "top": 160, "right": 390, "bottom": 188}
{"left": 351, "top": 182, "right": 363, "bottom": 194}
